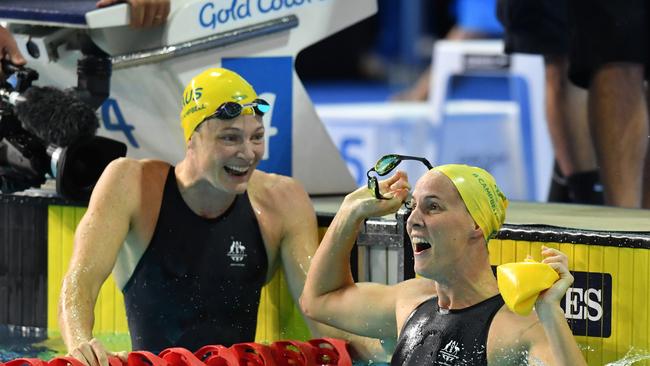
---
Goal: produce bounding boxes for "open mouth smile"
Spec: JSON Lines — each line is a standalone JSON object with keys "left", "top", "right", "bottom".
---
{"left": 224, "top": 165, "right": 250, "bottom": 177}
{"left": 412, "top": 238, "right": 432, "bottom": 254}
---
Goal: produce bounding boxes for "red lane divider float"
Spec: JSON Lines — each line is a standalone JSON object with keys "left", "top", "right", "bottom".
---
{"left": 308, "top": 339, "right": 352, "bottom": 366}
{"left": 49, "top": 356, "right": 124, "bottom": 366}
{"left": 194, "top": 345, "right": 239, "bottom": 366}
{"left": 269, "top": 341, "right": 317, "bottom": 366}
{"left": 230, "top": 343, "right": 276, "bottom": 366}
{"left": 160, "top": 348, "right": 205, "bottom": 366}
{"left": 5, "top": 359, "right": 48, "bottom": 366}
{"left": 2, "top": 339, "right": 353, "bottom": 366}
{"left": 128, "top": 351, "right": 168, "bottom": 366}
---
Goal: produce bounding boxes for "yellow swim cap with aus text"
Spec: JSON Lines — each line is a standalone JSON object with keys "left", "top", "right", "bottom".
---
{"left": 432, "top": 164, "right": 509, "bottom": 241}
{"left": 180, "top": 68, "right": 258, "bottom": 142}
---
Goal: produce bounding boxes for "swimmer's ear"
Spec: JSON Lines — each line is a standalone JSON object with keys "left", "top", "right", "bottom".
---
{"left": 470, "top": 221, "right": 483, "bottom": 240}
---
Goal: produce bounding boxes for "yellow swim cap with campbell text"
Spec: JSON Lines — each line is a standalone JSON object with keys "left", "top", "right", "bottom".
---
{"left": 180, "top": 68, "right": 258, "bottom": 142}
{"left": 432, "top": 164, "right": 509, "bottom": 241}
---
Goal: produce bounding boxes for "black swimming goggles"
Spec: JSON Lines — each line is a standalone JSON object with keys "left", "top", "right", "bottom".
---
{"left": 366, "top": 154, "right": 433, "bottom": 200}
{"left": 207, "top": 98, "right": 271, "bottom": 120}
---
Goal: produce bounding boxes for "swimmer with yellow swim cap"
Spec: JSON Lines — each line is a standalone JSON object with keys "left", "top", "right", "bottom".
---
{"left": 302, "top": 157, "right": 587, "bottom": 365}
{"left": 60, "top": 68, "right": 385, "bottom": 366}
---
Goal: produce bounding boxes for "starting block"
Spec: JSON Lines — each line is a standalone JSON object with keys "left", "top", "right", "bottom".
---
{"left": 318, "top": 41, "right": 551, "bottom": 201}
{"left": 429, "top": 40, "right": 551, "bottom": 201}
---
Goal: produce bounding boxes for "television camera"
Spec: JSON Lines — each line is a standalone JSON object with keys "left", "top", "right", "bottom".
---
{"left": 0, "top": 58, "right": 126, "bottom": 201}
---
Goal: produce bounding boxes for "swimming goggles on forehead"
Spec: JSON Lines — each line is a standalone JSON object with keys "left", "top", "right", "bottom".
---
{"left": 366, "top": 154, "right": 433, "bottom": 200}
{"left": 207, "top": 98, "right": 271, "bottom": 121}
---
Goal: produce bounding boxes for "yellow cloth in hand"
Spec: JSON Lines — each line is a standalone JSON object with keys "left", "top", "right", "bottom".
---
{"left": 497, "top": 259, "right": 559, "bottom": 316}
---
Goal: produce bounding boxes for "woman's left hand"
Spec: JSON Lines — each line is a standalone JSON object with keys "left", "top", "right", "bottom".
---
{"left": 536, "top": 246, "right": 573, "bottom": 309}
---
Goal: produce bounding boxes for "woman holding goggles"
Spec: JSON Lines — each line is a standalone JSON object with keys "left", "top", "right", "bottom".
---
{"left": 301, "top": 161, "right": 587, "bottom": 365}
{"left": 59, "top": 68, "right": 383, "bottom": 366}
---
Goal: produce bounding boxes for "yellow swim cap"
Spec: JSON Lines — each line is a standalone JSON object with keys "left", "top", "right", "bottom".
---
{"left": 432, "top": 164, "right": 508, "bottom": 241}
{"left": 180, "top": 68, "right": 258, "bottom": 142}
{"left": 497, "top": 259, "right": 559, "bottom": 316}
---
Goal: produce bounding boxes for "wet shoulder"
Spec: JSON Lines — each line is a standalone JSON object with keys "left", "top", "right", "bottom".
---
{"left": 101, "top": 158, "right": 168, "bottom": 185}
{"left": 248, "top": 170, "right": 311, "bottom": 213}
{"left": 395, "top": 278, "right": 437, "bottom": 332}
{"left": 139, "top": 159, "right": 171, "bottom": 187}
{"left": 92, "top": 157, "right": 143, "bottom": 200}
{"left": 396, "top": 278, "right": 437, "bottom": 302}
{"left": 92, "top": 158, "right": 169, "bottom": 211}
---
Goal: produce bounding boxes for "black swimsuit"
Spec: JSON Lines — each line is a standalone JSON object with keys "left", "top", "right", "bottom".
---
{"left": 391, "top": 294, "right": 505, "bottom": 366}
{"left": 123, "top": 166, "right": 268, "bottom": 353}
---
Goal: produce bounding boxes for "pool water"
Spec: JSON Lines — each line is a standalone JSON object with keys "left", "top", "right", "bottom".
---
{"left": 604, "top": 349, "right": 650, "bottom": 366}
{"left": 0, "top": 332, "right": 131, "bottom": 363}
{"left": 0, "top": 338, "right": 57, "bottom": 362}
{"left": 1, "top": 334, "right": 375, "bottom": 365}
{"left": 3, "top": 332, "right": 650, "bottom": 365}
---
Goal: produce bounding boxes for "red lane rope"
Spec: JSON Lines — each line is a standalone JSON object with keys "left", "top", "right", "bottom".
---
{"left": 3, "top": 339, "right": 352, "bottom": 366}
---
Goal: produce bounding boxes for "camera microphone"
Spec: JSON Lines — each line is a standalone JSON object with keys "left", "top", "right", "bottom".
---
{"left": 0, "top": 62, "right": 125, "bottom": 201}
{"left": 11, "top": 86, "right": 99, "bottom": 147}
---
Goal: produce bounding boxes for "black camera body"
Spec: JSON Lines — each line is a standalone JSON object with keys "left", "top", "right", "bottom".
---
{"left": 0, "top": 60, "right": 127, "bottom": 201}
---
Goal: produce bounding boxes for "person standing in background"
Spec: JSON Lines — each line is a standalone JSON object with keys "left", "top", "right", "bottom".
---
{"left": 392, "top": 0, "right": 504, "bottom": 101}
{"left": 497, "top": 0, "right": 602, "bottom": 205}
{"left": 567, "top": 0, "right": 650, "bottom": 208}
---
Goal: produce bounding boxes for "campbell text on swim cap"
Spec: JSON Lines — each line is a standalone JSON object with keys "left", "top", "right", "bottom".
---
{"left": 433, "top": 164, "right": 509, "bottom": 241}
{"left": 180, "top": 68, "right": 258, "bottom": 142}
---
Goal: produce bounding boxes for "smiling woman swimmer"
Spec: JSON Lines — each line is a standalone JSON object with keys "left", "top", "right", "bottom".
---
{"left": 58, "top": 68, "right": 386, "bottom": 366}
{"left": 301, "top": 159, "right": 587, "bottom": 365}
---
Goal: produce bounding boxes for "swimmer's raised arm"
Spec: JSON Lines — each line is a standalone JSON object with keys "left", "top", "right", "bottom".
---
{"left": 59, "top": 158, "right": 142, "bottom": 366}
{"left": 300, "top": 172, "right": 410, "bottom": 339}
{"left": 490, "top": 247, "right": 587, "bottom": 366}
{"left": 254, "top": 174, "right": 391, "bottom": 362}
{"left": 267, "top": 175, "right": 319, "bottom": 314}
{"left": 526, "top": 247, "right": 587, "bottom": 366}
